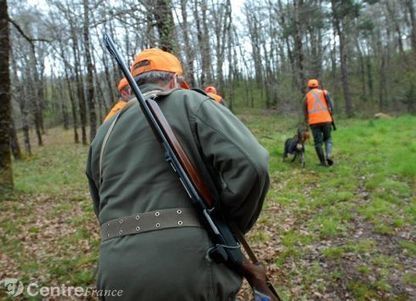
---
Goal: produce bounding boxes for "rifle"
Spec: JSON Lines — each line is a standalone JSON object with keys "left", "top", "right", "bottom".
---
{"left": 103, "top": 34, "right": 281, "bottom": 301}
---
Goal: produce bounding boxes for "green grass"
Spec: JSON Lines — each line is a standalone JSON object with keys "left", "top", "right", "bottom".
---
{"left": 1, "top": 114, "right": 415, "bottom": 300}
{"left": 12, "top": 129, "right": 89, "bottom": 194}
{"left": 399, "top": 240, "right": 416, "bottom": 256}
{"left": 243, "top": 113, "right": 416, "bottom": 299}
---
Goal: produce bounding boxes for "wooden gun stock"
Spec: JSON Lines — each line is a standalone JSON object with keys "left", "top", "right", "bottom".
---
{"left": 147, "top": 99, "right": 215, "bottom": 207}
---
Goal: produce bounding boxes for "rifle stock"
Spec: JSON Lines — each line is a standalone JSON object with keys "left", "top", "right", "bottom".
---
{"left": 103, "top": 33, "right": 281, "bottom": 301}
{"left": 147, "top": 100, "right": 215, "bottom": 207}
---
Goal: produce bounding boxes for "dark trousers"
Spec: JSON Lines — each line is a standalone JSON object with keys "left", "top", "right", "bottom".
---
{"left": 310, "top": 123, "right": 332, "bottom": 148}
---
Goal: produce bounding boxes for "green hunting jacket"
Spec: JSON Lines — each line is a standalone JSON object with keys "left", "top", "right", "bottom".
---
{"left": 86, "top": 84, "right": 270, "bottom": 301}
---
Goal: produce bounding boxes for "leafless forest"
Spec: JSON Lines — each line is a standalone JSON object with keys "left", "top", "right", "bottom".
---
{"left": 0, "top": 2, "right": 416, "bottom": 300}
{"left": 1, "top": 0, "right": 416, "bottom": 192}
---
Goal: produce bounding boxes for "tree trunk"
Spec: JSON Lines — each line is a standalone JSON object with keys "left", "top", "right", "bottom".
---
{"left": 226, "top": 21, "right": 235, "bottom": 111}
{"left": 56, "top": 36, "right": 79, "bottom": 143}
{"left": 385, "top": 0, "right": 405, "bottom": 57}
{"left": 92, "top": 53, "right": 105, "bottom": 123}
{"left": 153, "top": 0, "right": 177, "bottom": 53}
{"left": 102, "top": 52, "right": 117, "bottom": 106}
{"left": 20, "top": 82, "right": 32, "bottom": 155}
{"left": 355, "top": 37, "right": 367, "bottom": 100}
{"left": 38, "top": 52, "right": 46, "bottom": 134}
{"left": 59, "top": 81, "right": 70, "bottom": 130}
{"left": 276, "top": 0, "right": 297, "bottom": 89}
{"left": 339, "top": 25, "right": 353, "bottom": 117}
{"left": 83, "top": 0, "right": 97, "bottom": 142}
{"left": 293, "top": 0, "right": 306, "bottom": 94}
{"left": 193, "top": 0, "right": 212, "bottom": 85}
{"left": 179, "top": 0, "right": 196, "bottom": 87}
{"left": 245, "top": 5, "right": 263, "bottom": 86}
{"left": 406, "top": 0, "right": 416, "bottom": 54}
{"left": 29, "top": 44, "right": 43, "bottom": 146}
{"left": 0, "top": 0, "right": 14, "bottom": 191}
{"left": 331, "top": 0, "right": 353, "bottom": 117}
{"left": 9, "top": 118, "right": 22, "bottom": 160}
{"left": 60, "top": 49, "right": 80, "bottom": 143}
{"left": 379, "top": 48, "right": 387, "bottom": 111}
{"left": 215, "top": 0, "right": 231, "bottom": 93}
{"left": 92, "top": 47, "right": 106, "bottom": 123}
{"left": 70, "top": 23, "right": 88, "bottom": 145}
{"left": 10, "top": 45, "right": 31, "bottom": 155}
{"left": 103, "top": 24, "right": 118, "bottom": 105}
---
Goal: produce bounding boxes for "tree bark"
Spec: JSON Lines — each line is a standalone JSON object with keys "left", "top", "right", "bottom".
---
{"left": 0, "top": 0, "right": 14, "bottom": 191}
{"left": 406, "top": 0, "right": 416, "bottom": 54}
{"left": 83, "top": 0, "right": 97, "bottom": 142}
{"left": 245, "top": 3, "right": 263, "bottom": 86}
{"left": 70, "top": 22, "right": 88, "bottom": 145}
{"left": 29, "top": 43, "right": 43, "bottom": 146}
{"left": 9, "top": 118, "right": 22, "bottom": 160}
{"left": 153, "top": 0, "right": 177, "bottom": 52}
{"left": 10, "top": 46, "right": 31, "bottom": 155}
{"left": 355, "top": 37, "right": 367, "bottom": 100}
{"left": 180, "top": 0, "right": 196, "bottom": 86}
{"left": 331, "top": 0, "right": 353, "bottom": 117}
{"left": 276, "top": 0, "right": 297, "bottom": 89}
{"left": 293, "top": 0, "right": 306, "bottom": 94}
{"left": 57, "top": 77, "right": 70, "bottom": 130}
{"left": 58, "top": 38, "right": 80, "bottom": 144}
{"left": 214, "top": 0, "right": 231, "bottom": 93}
{"left": 20, "top": 74, "right": 32, "bottom": 155}
{"left": 193, "top": 0, "right": 212, "bottom": 85}
{"left": 385, "top": 0, "right": 405, "bottom": 57}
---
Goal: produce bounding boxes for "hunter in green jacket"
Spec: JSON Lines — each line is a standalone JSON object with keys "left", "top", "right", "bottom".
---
{"left": 86, "top": 48, "right": 270, "bottom": 300}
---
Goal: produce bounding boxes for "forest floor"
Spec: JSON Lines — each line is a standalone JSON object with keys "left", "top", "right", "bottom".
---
{"left": 0, "top": 111, "right": 415, "bottom": 301}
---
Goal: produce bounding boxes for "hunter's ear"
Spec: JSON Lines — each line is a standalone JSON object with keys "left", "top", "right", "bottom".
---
{"left": 169, "top": 75, "right": 179, "bottom": 89}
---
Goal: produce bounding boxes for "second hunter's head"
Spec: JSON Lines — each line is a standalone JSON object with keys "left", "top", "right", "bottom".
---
{"left": 131, "top": 48, "right": 189, "bottom": 90}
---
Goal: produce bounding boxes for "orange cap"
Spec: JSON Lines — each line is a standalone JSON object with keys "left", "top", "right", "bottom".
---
{"left": 307, "top": 79, "right": 319, "bottom": 88}
{"left": 117, "top": 78, "right": 129, "bottom": 92}
{"left": 131, "top": 48, "right": 183, "bottom": 78}
{"left": 205, "top": 86, "right": 217, "bottom": 94}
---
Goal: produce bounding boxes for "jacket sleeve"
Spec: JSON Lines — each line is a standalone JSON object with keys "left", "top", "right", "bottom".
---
{"left": 192, "top": 100, "right": 269, "bottom": 233}
{"left": 86, "top": 147, "right": 100, "bottom": 218}
{"left": 323, "top": 90, "right": 334, "bottom": 113}
{"left": 327, "top": 94, "right": 334, "bottom": 113}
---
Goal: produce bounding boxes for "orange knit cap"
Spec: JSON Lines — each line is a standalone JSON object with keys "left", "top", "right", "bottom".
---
{"left": 307, "top": 79, "right": 319, "bottom": 88}
{"left": 204, "top": 86, "right": 217, "bottom": 94}
{"left": 117, "top": 78, "right": 129, "bottom": 92}
{"left": 131, "top": 48, "right": 183, "bottom": 78}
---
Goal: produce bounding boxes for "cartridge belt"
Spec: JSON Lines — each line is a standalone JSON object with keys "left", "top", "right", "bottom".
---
{"left": 101, "top": 207, "right": 201, "bottom": 241}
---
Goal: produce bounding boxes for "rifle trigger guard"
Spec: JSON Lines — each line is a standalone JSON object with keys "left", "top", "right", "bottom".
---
{"left": 207, "top": 245, "right": 228, "bottom": 264}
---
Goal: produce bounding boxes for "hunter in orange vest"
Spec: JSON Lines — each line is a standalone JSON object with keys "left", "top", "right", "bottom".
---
{"left": 104, "top": 78, "right": 131, "bottom": 122}
{"left": 204, "top": 86, "right": 225, "bottom": 105}
{"left": 304, "top": 79, "right": 334, "bottom": 166}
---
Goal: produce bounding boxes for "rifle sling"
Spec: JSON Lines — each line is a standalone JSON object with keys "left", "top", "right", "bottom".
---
{"left": 99, "top": 90, "right": 163, "bottom": 184}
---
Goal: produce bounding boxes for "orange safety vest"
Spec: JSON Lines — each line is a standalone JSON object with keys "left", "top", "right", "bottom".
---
{"left": 207, "top": 92, "right": 224, "bottom": 105}
{"left": 306, "top": 89, "right": 332, "bottom": 125}
{"left": 104, "top": 100, "right": 127, "bottom": 122}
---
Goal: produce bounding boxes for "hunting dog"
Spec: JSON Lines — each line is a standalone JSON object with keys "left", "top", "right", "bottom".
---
{"left": 283, "top": 126, "right": 310, "bottom": 168}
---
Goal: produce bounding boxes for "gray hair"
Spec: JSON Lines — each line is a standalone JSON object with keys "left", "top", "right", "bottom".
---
{"left": 135, "top": 71, "right": 175, "bottom": 87}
